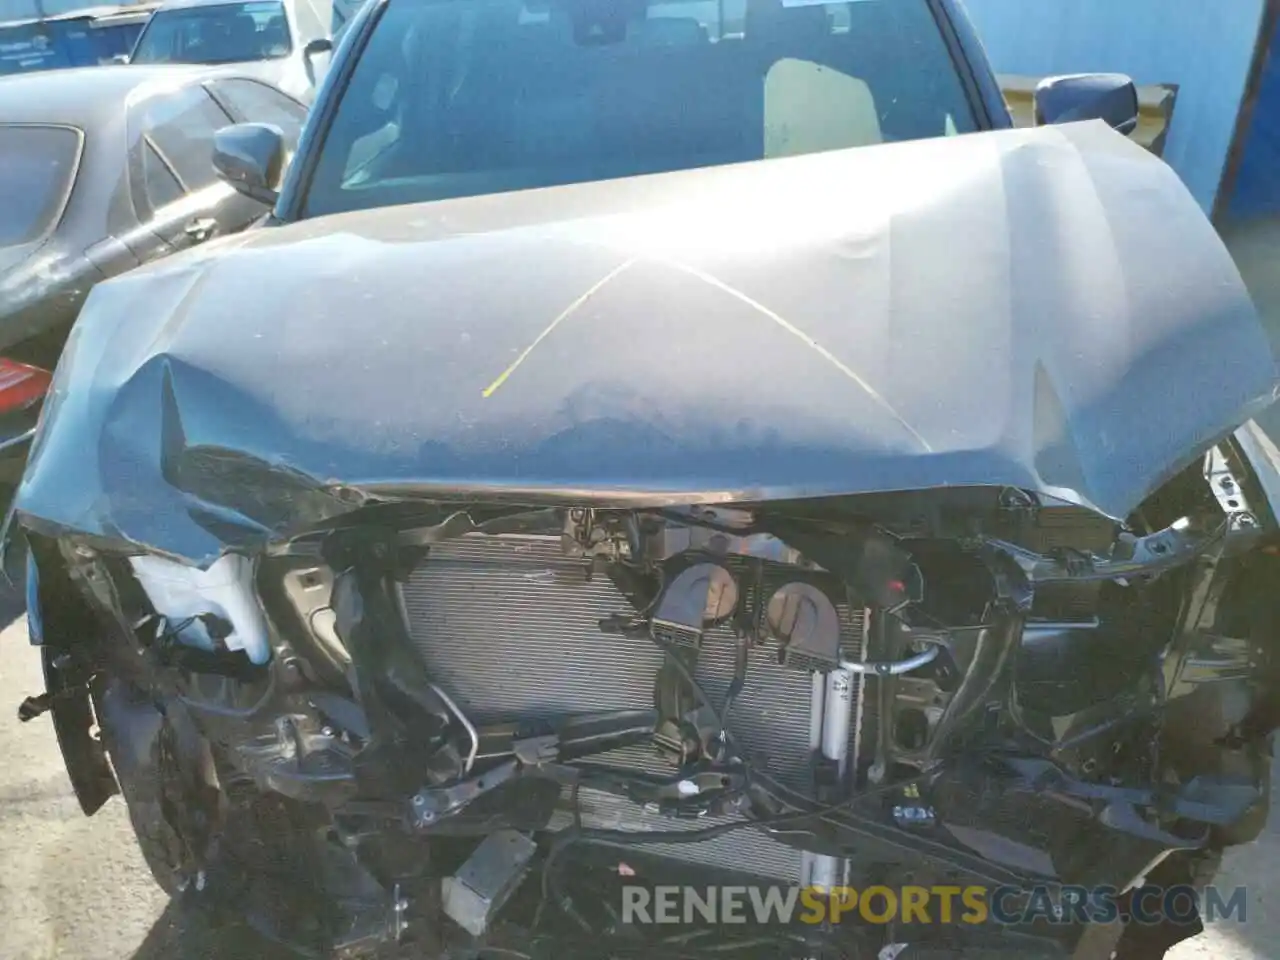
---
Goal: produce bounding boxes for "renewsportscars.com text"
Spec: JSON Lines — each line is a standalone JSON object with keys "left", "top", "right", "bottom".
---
{"left": 620, "top": 884, "right": 1247, "bottom": 927}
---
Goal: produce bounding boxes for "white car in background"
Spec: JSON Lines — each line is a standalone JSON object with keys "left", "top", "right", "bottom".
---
{"left": 125, "top": 0, "right": 332, "bottom": 102}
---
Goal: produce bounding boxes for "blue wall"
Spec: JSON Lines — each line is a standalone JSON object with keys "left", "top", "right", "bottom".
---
{"left": 958, "top": 0, "right": 1266, "bottom": 213}
{"left": 1224, "top": 12, "right": 1280, "bottom": 221}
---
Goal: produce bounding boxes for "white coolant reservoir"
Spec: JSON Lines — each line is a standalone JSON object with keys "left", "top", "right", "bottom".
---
{"left": 128, "top": 553, "right": 272, "bottom": 665}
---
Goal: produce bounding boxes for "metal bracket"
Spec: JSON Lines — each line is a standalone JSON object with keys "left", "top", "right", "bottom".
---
{"left": 625, "top": 767, "right": 748, "bottom": 818}
{"left": 17, "top": 692, "right": 52, "bottom": 722}
{"left": 1204, "top": 445, "right": 1258, "bottom": 532}
{"left": 977, "top": 514, "right": 1226, "bottom": 585}
{"left": 1000, "top": 756, "right": 1258, "bottom": 833}
{"left": 410, "top": 734, "right": 559, "bottom": 828}
{"left": 17, "top": 686, "right": 85, "bottom": 722}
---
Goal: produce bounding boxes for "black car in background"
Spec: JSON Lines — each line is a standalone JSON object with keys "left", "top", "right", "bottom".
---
{"left": 0, "top": 63, "right": 307, "bottom": 482}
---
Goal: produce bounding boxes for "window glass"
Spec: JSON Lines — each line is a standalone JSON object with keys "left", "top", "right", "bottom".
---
{"left": 303, "top": 0, "right": 978, "bottom": 219}
{"left": 208, "top": 78, "right": 307, "bottom": 145}
{"left": 0, "top": 21, "right": 75, "bottom": 74}
{"left": 142, "top": 142, "right": 185, "bottom": 209}
{"left": 131, "top": 0, "right": 292, "bottom": 64}
{"left": 0, "top": 125, "right": 80, "bottom": 247}
{"left": 331, "top": 0, "right": 368, "bottom": 42}
{"left": 0, "top": 17, "right": 148, "bottom": 73}
{"left": 89, "top": 16, "right": 151, "bottom": 62}
{"left": 137, "top": 85, "right": 235, "bottom": 193}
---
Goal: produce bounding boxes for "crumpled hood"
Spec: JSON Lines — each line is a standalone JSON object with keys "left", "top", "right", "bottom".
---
{"left": 11, "top": 121, "right": 1278, "bottom": 564}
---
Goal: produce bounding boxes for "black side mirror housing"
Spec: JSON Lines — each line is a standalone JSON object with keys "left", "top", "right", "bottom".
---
{"left": 1034, "top": 73, "right": 1140, "bottom": 136}
{"left": 213, "top": 123, "right": 287, "bottom": 206}
{"left": 304, "top": 37, "right": 333, "bottom": 58}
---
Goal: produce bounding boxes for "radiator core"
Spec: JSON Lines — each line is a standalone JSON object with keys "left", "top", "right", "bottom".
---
{"left": 398, "top": 533, "right": 867, "bottom": 881}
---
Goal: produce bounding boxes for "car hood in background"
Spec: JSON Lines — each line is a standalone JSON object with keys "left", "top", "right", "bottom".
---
{"left": 11, "top": 121, "right": 1278, "bottom": 565}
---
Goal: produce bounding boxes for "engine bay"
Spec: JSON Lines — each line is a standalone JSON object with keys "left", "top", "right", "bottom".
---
{"left": 19, "top": 442, "right": 1280, "bottom": 959}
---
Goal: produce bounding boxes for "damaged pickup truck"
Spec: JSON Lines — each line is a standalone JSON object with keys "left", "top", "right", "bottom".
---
{"left": 9, "top": 0, "right": 1280, "bottom": 958}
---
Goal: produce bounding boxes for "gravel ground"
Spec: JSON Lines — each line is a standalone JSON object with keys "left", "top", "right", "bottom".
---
{"left": 0, "top": 582, "right": 1272, "bottom": 958}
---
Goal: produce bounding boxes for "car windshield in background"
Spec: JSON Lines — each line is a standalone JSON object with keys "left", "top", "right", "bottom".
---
{"left": 0, "top": 125, "right": 80, "bottom": 248}
{"left": 303, "top": 0, "right": 979, "bottom": 218}
{"left": 130, "top": 0, "right": 291, "bottom": 64}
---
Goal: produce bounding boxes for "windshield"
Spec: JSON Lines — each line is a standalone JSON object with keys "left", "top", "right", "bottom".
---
{"left": 303, "top": 0, "right": 978, "bottom": 218}
{"left": 0, "top": 125, "right": 80, "bottom": 248}
{"left": 130, "top": 0, "right": 292, "bottom": 64}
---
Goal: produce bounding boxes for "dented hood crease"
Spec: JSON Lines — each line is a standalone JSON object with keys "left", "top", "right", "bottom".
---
{"left": 11, "top": 121, "right": 1279, "bottom": 566}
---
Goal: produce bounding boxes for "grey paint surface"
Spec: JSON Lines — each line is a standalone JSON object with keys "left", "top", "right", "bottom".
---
{"left": 0, "top": 65, "right": 202, "bottom": 352}
{"left": 0, "top": 64, "right": 291, "bottom": 353}
{"left": 12, "top": 119, "right": 1278, "bottom": 565}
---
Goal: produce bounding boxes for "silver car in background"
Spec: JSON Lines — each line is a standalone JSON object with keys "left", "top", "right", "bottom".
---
{"left": 125, "top": 0, "right": 332, "bottom": 101}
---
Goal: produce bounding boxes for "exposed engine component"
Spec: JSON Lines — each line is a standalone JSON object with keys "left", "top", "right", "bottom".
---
{"left": 442, "top": 830, "right": 538, "bottom": 936}
{"left": 400, "top": 529, "right": 871, "bottom": 870}
{"left": 20, "top": 450, "right": 1280, "bottom": 960}
{"left": 652, "top": 561, "right": 740, "bottom": 648}
{"left": 802, "top": 653, "right": 856, "bottom": 893}
{"left": 766, "top": 581, "right": 842, "bottom": 671}
{"left": 128, "top": 553, "right": 271, "bottom": 664}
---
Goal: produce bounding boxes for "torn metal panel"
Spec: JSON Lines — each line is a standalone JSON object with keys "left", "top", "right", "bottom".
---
{"left": 10, "top": 120, "right": 1278, "bottom": 564}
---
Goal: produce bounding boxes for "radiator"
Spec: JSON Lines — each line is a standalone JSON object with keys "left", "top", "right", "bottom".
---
{"left": 398, "top": 534, "right": 867, "bottom": 882}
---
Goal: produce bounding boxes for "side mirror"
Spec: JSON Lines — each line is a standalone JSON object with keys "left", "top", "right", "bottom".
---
{"left": 213, "top": 123, "right": 286, "bottom": 205}
{"left": 1034, "top": 73, "right": 1140, "bottom": 136}
{"left": 111, "top": 53, "right": 130, "bottom": 64}
{"left": 303, "top": 37, "right": 333, "bottom": 59}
